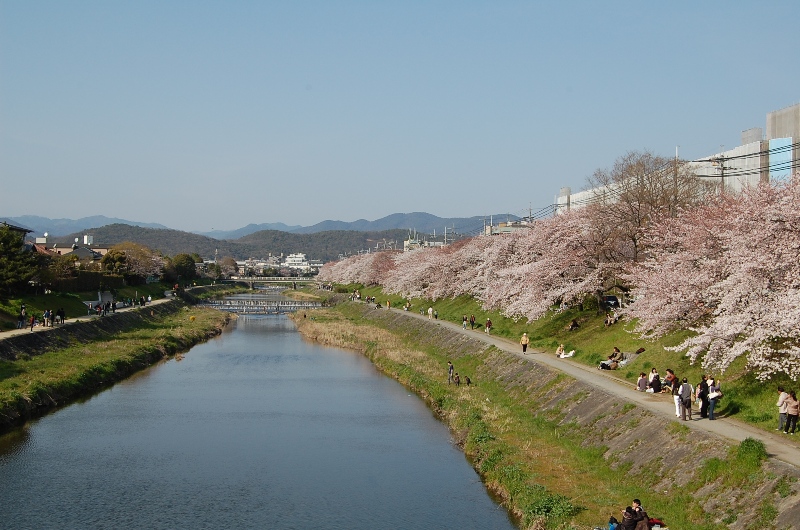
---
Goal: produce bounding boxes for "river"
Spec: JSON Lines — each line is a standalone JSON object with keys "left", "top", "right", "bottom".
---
{"left": 0, "top": 311, "right": 515, "bottom": 529}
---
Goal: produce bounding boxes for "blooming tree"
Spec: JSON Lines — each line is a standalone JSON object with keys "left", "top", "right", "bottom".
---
{"left": 625, "top": 178, "right": 800, "bottom": 379}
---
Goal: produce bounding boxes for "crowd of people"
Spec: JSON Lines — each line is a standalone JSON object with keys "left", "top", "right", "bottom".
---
{"left": 16, "top": 304, "right": 67, "bottom": 331}
{"left": 634, "top": 369, "right": 721, "bottom": 421}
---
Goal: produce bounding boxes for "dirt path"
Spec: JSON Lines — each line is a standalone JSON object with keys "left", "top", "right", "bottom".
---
{"left": 390, "top": 306, "right": 800, "bottom": 469}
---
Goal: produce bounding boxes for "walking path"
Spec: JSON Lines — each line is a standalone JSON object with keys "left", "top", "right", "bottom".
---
{"left": 0, "top": 293, "right": 175, "bottom": 339}
{"left": 390, "top": 306, "right": 800, "bottom": 469}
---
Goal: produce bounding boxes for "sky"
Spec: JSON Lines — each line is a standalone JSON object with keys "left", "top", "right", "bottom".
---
{"left": 2, "top": 1, "right": 799, "bottom": 232}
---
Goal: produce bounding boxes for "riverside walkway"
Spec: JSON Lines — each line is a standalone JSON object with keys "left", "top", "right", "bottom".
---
{"left": 381, "top": 304, "right": 800, "bottom": 469}
{"left": 0, "top": 294, "right": 175, "bottom": 340}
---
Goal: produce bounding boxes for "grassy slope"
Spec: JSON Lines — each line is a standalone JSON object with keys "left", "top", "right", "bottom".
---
{"left": 347, "top": 285, "right": 796, "bottom": 436}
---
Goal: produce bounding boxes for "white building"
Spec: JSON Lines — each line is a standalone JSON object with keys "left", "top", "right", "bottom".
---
{"left": 556, "top": 101, "right": 799, "bottom": 212}
{"left": 281, "top": 253, "right": 312, "bottom": 272}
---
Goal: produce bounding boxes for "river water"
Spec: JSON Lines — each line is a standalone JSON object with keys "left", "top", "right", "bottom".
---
{"left": 0, "top": 312, "right": 515, "bottom": 529}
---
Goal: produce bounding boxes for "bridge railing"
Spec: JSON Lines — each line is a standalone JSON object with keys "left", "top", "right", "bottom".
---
{"left": 225, "top": 276, "right": 316, "bottom": 282}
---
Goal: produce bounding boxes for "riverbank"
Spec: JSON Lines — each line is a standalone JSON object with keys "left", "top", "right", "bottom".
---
{"left": 293, "top": 302, "right": 800, "bottom": 530}
{"left": 0, "top": 299, "right": 231, "bottom": 431}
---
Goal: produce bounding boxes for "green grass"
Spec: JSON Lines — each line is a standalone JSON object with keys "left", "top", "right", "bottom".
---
{"left": 351, "top": 285, "right": 798, "bottom": 436}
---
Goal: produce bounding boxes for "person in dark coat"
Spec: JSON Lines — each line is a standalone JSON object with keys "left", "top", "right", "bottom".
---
{"left": 617, "top": 507, "right": 638, "bottom": 530}
{"left": 697, "top": 374, "right": 709, "bottom": 418}
{"left": 647, "top": 373, "right": 662, "bottom": 393}
{"left": 632, "top": 499, "right": 649, "bottom": 530}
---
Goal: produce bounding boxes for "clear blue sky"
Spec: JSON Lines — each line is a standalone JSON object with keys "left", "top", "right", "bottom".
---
{"left": 2, "top": 1, "right": 798, "bottom": 231}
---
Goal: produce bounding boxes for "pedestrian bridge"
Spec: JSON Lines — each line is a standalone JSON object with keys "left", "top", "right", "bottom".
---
{"left": 223, "top": 276, "right": 317, "bottom": 284}
{"left": 198, "top": 299, "right": 323, "bottom": 314}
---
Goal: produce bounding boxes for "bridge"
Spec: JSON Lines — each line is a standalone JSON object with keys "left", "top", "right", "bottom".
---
{"left": 225, "top": 276, "right": 317, "bottom": 283}
{"left": 198, "top": 299, "right": 323, "bottom": 314}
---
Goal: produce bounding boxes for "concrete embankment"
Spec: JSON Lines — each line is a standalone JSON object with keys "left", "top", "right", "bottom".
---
{"left": 0, "top": 299, "right": 230, "bottom": 431}
{"left": 296, "top": 303, "right": 800, "bottom": 529}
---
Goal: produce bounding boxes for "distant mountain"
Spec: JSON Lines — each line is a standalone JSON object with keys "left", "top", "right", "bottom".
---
{"left": 218, "top": 212, "right": 515, "bottom": 238}
{"left": 7, "top": 215, "right": 169, "bottom": 237}
{"left": 197, "top": 222, "right": 303, "bottom": 239}
{"left": 9, "top": 212, "right": 518, "bottom": 239}
{"left": 50, "top": 224, "right": 410, "bottom": 262}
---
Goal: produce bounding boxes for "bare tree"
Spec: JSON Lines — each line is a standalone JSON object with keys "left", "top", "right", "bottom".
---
{"left": 586, "top": 150, "right": 709, "bottom": 262}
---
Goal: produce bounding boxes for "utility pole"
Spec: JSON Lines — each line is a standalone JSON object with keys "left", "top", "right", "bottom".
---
{"left": 672, "top": 146, "right": 679, "bottom": 217}
{"left": 712, "top": 151, "right": 731, "bottom": 194}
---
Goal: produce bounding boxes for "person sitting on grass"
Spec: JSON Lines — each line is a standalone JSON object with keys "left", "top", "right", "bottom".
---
{"left": 647, "top": 372, "right": 662, "bottom": 393}
{"left": 599, "top": 355, "right": 619, "bottom": 370}
{"left": 636, "top": 372, "right": 648, "bottom": 392}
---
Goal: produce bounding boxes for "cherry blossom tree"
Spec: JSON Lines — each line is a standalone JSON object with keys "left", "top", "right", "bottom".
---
{"left": 479, "top": 206, "right": 626, "bottom": 321}
{"left": 318, "top": 251, "right": 399, "bottom": 286}
{"left": 319, "top": 175, "right": 800, "bottom": 378}
{"left": 625, "top": 177, "right": 800, "bottom": 379}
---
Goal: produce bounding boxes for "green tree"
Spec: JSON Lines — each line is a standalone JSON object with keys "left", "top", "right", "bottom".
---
{"left": 0, "top": 225, "right": 38, "bottom": 298}
{"left": 206, "top": 263, "right": 222, "bottom": 280}
{"left": 41, "top": 253, "right": 78, "bottom": 290}
{"left": 172, "top": 253, "right": 198, "bottom": 280}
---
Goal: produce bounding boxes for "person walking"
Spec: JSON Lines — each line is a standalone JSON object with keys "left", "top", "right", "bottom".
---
{"left": 777, "top": 386, "right": 790, "bottom": 431}
{"left": 707, "top": 377, "right": 720, "bottom": 420}
{"left": 484, "top": 318, "right": 492, "bottom": 334}
{"left": 679, "top": 378, "right": 694, "bottom": 421}
{"left": 427, "top": 307, "right": 433, "bottom": 320}
{"left": 697, "top": 375, "right": 710, "bottom": 418}
{"left": 447, "top": 361, "right": 454, "bottom": 385}
{"left": 665, "top": 369, "right": 680, "bottom": 417}
{"left": 462, "top": 315, "right": 468, "bottom": 329}
{"left": 784, "top": 391, "right": 799, "bottom": 435}
{"left": 520, "top": 332, "right": 530, "bottom": 353}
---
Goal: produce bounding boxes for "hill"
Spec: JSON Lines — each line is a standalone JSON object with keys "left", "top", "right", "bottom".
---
{"left": 199, "top": 222, "right": 303, "bottom": 239}
{"left": 7, "top": 215, "right": 169, "bottom": 236}
{"left": 50, "top": 224, "right": 409, "bottom": 262}
{"left": 10, "top": 212, "right": 516, "bottom": 239}
{"left": 290, "top": 212, "right": 512, "bottom": 235}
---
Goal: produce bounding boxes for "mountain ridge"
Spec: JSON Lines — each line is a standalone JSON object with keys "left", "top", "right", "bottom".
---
{"left": 48, "top": 224, "right": 410, "bottom": 262}
{"left": 8, "top": 212, "right": 516, "bottom": 239}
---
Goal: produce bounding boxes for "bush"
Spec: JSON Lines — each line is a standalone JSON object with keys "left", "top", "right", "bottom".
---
{"left": 737, "top": 437, "right": 767, "bottom": 465}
